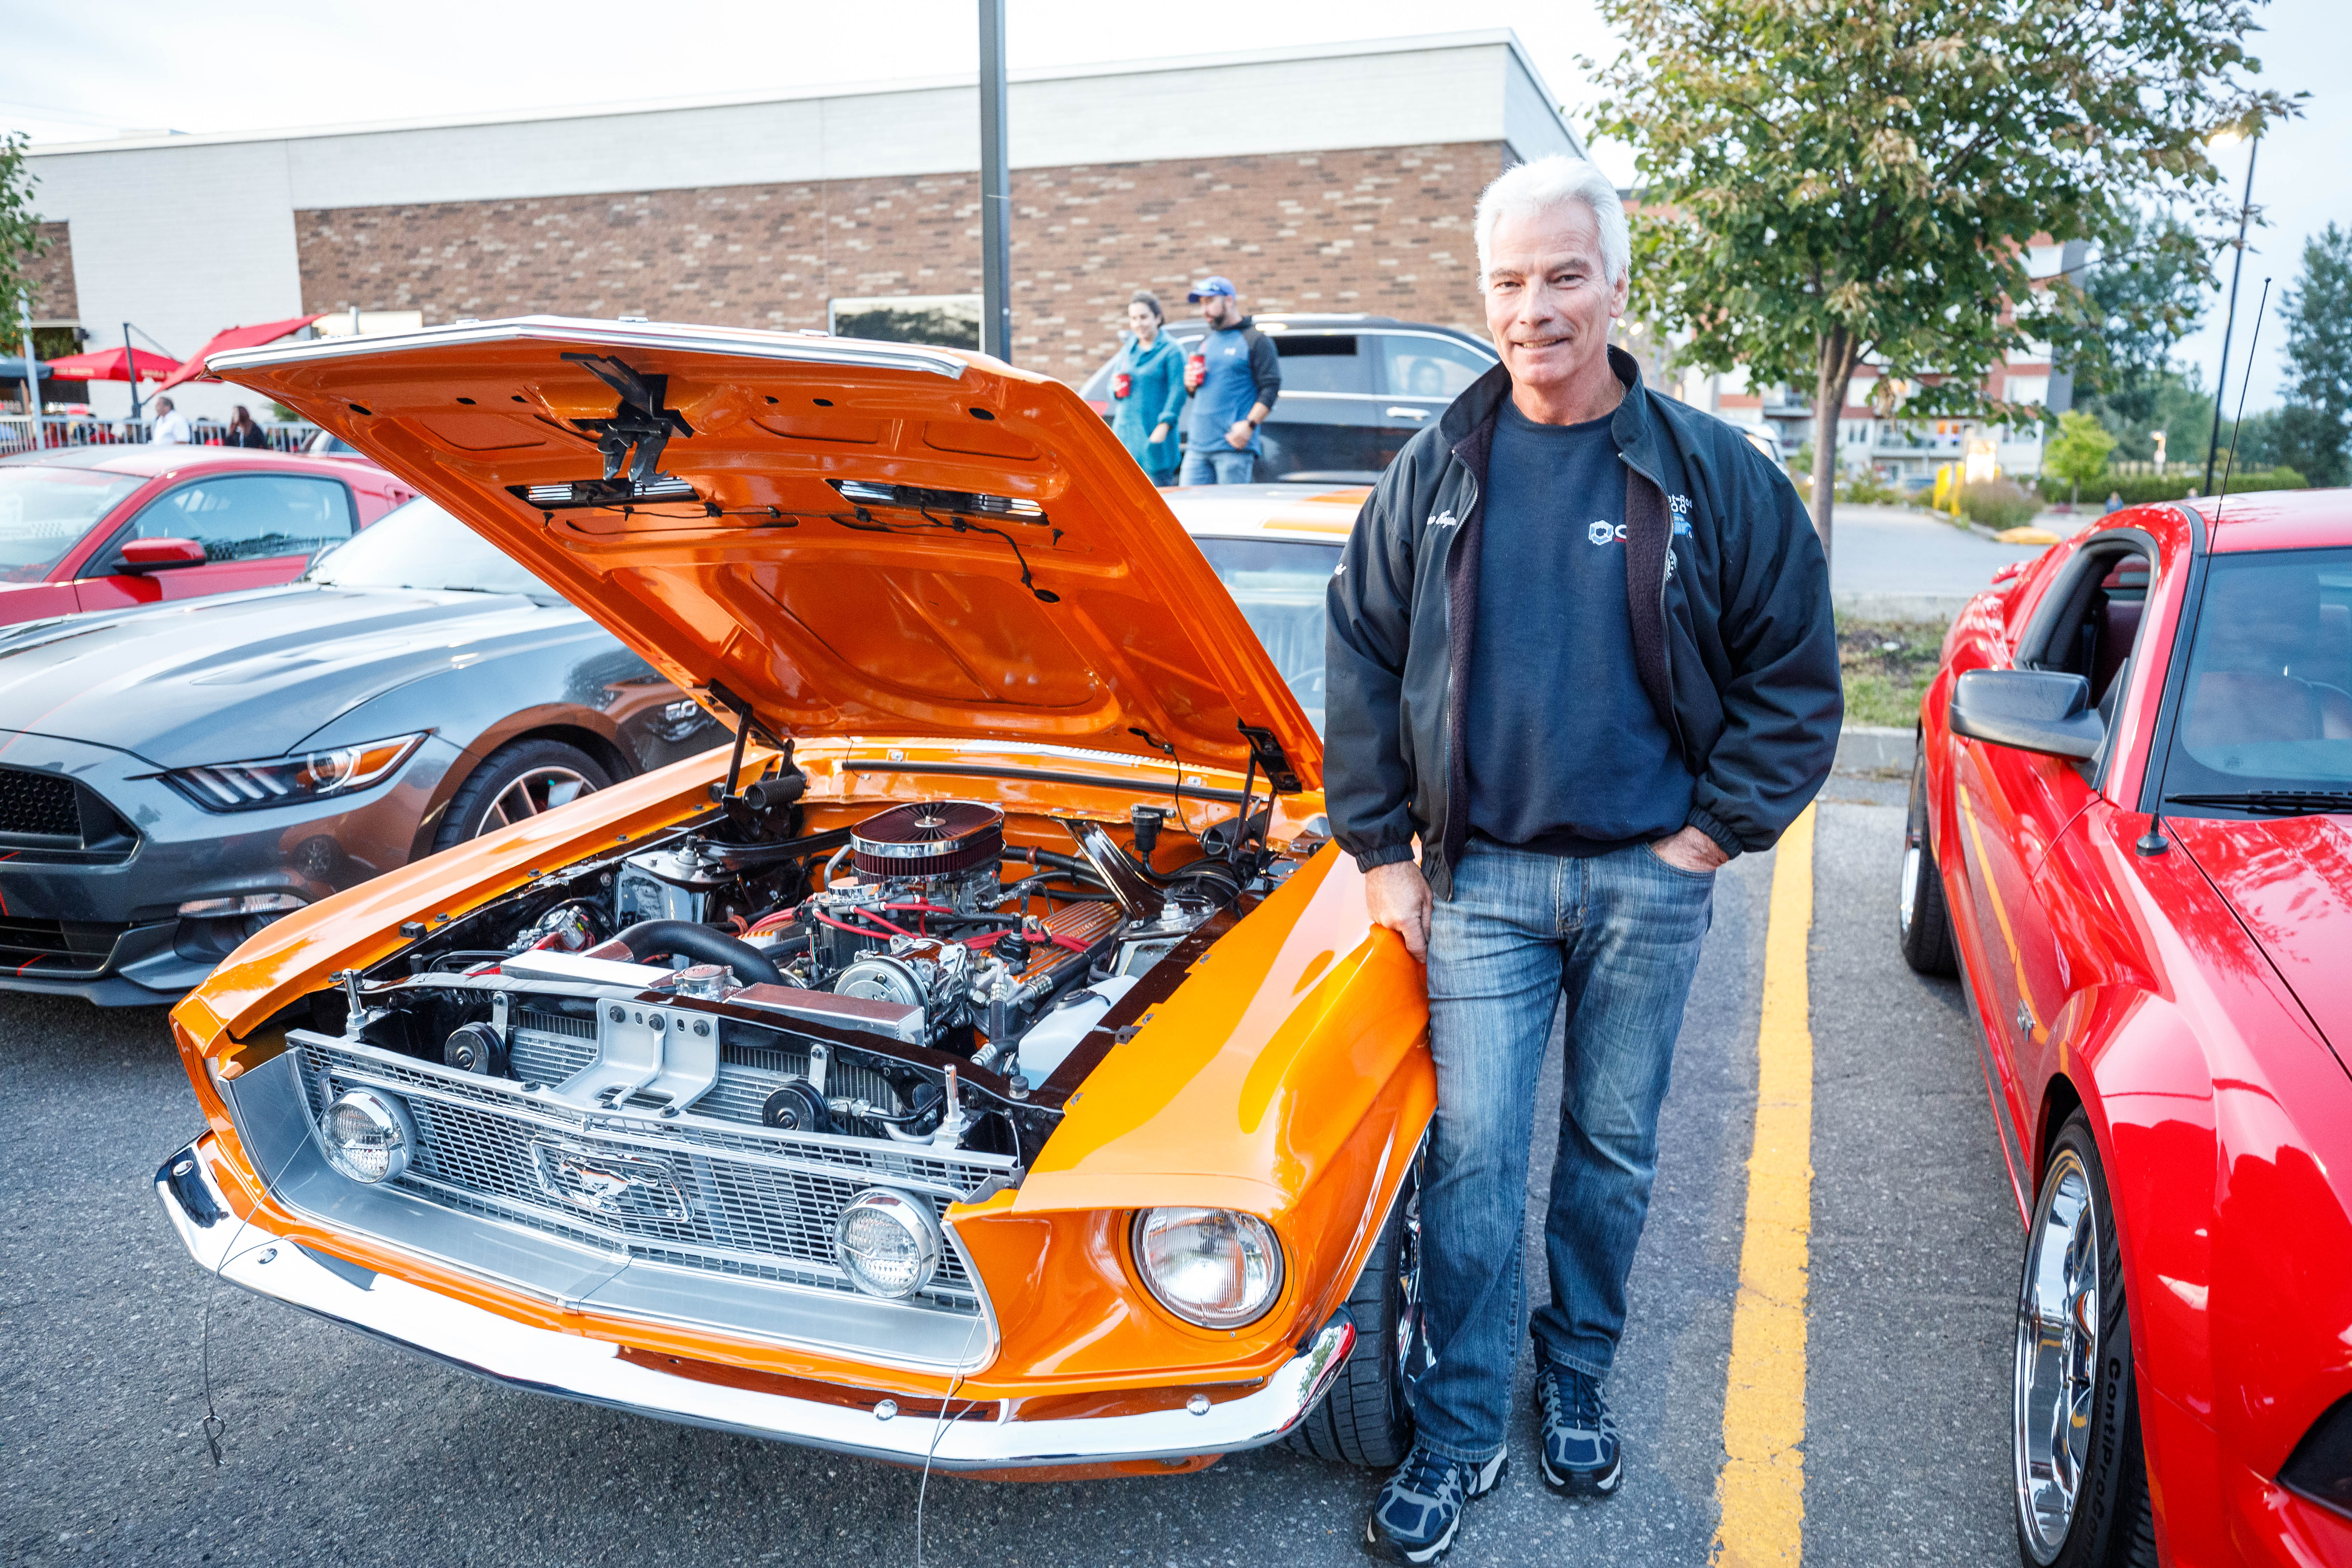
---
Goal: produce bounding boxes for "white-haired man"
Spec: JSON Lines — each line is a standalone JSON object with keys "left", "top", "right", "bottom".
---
{"left": 1327, "top": 155, "right": 1840, "bottom": 1562}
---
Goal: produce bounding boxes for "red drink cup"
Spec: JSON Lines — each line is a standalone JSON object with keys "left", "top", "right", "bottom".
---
{"left": 1112, "top": 371, "right": 1131, "bottom": 399}
{"left": 1186, "top": 353, "right": 1207, "bottom": 390}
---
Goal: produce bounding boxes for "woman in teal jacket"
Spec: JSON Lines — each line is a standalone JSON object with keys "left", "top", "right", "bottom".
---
{"left": 1108, "top": 291, "right": 1187, "bottom": 486}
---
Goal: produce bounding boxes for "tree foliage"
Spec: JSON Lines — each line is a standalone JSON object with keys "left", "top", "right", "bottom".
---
{"left": 2044, "top": 408, "right": 2116, "bottom": 502}
{"left": 2278, "top": 222, "right": 2352, "bottom": 486}
{"left": 0, "top": 133, "right": 49, "bottom": 320}
{"left": 1590, "top": 0, "right": 2299, "bottom": 560}
{"left": 2076, "top": 204, "right": 2210, "bottom": 403}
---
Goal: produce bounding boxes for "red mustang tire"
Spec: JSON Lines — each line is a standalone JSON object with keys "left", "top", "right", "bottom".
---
{"left": 1286, "top": 1162, "right": 1419, "bottom": 1469}
{"left": 1900, "top": 735, "right": 1960, "bottom": 977}
{"left": 2014, "top": 1113, "right": 2156, "bottom": 1568}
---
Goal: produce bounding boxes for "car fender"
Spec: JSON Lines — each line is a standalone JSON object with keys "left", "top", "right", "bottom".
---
{"left": 954, "top": 841, "right": 1436, "bottom": 1386}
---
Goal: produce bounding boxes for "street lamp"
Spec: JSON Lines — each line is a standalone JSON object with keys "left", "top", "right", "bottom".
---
{"left": 2202, "top": 126, "right": 2259, "bottom": 495}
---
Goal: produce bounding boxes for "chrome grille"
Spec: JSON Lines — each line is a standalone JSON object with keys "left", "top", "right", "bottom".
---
{"left": 509, "top": 1011, "right": 598, "bottom": 1084}
{"left": 295, "top": 1036, "right": 995, "bottom": 1313}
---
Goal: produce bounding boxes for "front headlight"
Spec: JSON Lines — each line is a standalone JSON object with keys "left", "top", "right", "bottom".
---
{"left": 834, "top": 1189, "right": 943, "bottom": 1299}
{"left": 163, "top": 732, "right": 427, "bottom": 812}
{"left": 1132, "top": 1207, "right": 1284, "bottom": 1329}
{"left": 317, "top": 1088, "right": 417, "bottom": 1184}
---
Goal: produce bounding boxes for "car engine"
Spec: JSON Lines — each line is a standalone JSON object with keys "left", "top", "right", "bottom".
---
{"left": 313, "top": 771, "right": 1277, "bottom": 1169}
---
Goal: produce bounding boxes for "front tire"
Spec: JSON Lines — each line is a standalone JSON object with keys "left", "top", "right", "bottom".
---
{"left": 432, "top": 739, "right": 611, "bottom": 852}
{"left": 1286, "top": 1158, "right": 1420, "bottom": 1469}
{"left": 2014, "top": 1113, "right": 2155, "bottom": 1568}
{"left": 1899, "top": 736, "right": 1960, "bottom": 976}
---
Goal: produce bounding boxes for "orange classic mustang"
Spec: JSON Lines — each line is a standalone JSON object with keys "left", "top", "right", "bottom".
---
{"left": 154, "top": 317, "right": 1432, "bottom": 1479}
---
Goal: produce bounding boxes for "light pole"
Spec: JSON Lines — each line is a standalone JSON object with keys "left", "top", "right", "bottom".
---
{"left": 978, "top": 0, "right": 1012, "bottom": 364}
{"left": 2202, "top": 128, "right": 2259, "bottom": 495}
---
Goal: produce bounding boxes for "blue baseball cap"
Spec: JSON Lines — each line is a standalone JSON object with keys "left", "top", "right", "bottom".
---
{"left": 1186, "top": 276, "right": 1237, "bottom": 302}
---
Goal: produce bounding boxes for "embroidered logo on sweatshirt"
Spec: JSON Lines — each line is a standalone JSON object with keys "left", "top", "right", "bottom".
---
{"left": 1670, "top": 495, "right": 1694, "bottom": 536}
{"left": 1588, "top": 520, "right": 1626, "bottom": 546}
{"left": 1429, "top": 511, "right": 1460, "bottom": 530}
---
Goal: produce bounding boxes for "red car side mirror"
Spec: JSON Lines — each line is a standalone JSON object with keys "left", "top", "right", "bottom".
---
{"left": 117, "top": 537, "right": 209, "bottom": 573}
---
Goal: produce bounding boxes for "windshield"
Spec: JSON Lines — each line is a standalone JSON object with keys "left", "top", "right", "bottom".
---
{"left": 0, "top": 468, "right": 141, "bottom": 582}
{"left": 307, "top": 497, "right": 555, "bottom": 598}
{"left": 2161, "top": 547, "right": 2352, "bottom": 806}
{"left": 1195, "top": 535, "right": 1340, "bottom": 734}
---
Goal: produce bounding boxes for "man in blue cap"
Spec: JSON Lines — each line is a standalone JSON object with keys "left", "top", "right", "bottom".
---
{"left": 1179, "top": 276, "right": 1282, "bottom": 484}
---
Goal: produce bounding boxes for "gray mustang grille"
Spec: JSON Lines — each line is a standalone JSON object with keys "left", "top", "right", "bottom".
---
{"left": 295, "top": 1036, "right": 993, "bottom": 1314}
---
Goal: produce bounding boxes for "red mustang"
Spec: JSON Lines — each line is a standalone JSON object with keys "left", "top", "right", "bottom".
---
{"left": 0, "top": 447, "right": 413, "bottom": 626}
{"left": 1904, "top": 489, "right": 2352, "bottom": 1566}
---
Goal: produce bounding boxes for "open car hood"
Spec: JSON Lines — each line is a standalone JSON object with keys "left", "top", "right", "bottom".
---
{"left": 208, "top": 317, "right": 1319, "bottom": 788}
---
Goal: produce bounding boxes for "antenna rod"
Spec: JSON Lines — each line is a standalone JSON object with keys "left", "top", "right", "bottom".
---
{"left": 2211, "top": 276, "right": 2271, "bottom": 530}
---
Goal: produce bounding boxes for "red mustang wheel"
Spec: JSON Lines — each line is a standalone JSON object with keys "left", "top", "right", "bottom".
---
{"left": 2014, "top": 1114, "right": 2155, "bottom": 1568}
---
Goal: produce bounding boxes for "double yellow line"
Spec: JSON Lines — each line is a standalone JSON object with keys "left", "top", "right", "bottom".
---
{"left": 1713, "top": 805, "right": 1815, "bottom": 1567}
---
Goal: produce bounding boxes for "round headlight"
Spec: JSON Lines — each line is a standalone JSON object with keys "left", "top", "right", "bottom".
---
{"left": 1132, "top": 1207, "right": 1284, "bottom": 1329}
{"left": 834, "top": 1189, "right": 942, "bottom": 1299}
{"left": 319, "top": 1087, "right": 417, "bottom": 1184}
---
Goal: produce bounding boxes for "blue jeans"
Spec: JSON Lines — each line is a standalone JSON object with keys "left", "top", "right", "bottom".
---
{"left": 1410, "top": 836, "right": 1714, "bottom": 1463}
{"left": 1178, "top": 445, "right": 1256, "bottom": 484}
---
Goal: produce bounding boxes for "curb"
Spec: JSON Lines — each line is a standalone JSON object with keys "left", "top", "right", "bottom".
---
{"left": 1834, "top": 725, "right": 1912, "bottom": 775}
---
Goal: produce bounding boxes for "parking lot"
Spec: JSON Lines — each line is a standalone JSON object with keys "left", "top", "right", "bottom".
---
{"left": 1, "top": 772, "right": 2024, "bottom": 1567}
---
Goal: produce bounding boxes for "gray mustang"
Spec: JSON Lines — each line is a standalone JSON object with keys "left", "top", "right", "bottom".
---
{"left": 0, "top": 497, "right": 721, "bottom": 1003}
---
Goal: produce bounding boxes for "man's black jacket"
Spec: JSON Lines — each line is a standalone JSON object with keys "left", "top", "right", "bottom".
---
{"left": 1323, "top": 346, "right": 1841, "bottom": 899}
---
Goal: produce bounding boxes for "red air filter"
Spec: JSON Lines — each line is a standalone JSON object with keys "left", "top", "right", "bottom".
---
{"left": 850, "top": 800, "right": 1005, "bottom": 879}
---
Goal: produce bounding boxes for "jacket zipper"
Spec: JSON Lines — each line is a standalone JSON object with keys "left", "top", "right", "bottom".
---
{"left": 1435, "top": 468, "right": 1479, "bottom": 867}
{"left": 1619, "top": 453, "right": 1693, "bottom": 764}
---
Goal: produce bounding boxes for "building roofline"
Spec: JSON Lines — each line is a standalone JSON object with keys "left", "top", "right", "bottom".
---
{"left": 25, "top": 30, "right": 1556, "bottom": 157}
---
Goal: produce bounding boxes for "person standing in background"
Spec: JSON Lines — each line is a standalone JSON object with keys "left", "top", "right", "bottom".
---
{"left": 1108, "top": 292, "right": 1186, "bottom": 486}
{"left": 225, "top": 405, "right": 271, "bottom": 449}
{"left": 1178, "top": 276, "right": 1280, "bottom": 485}
{"left": 148, "top": 397, "right": 190, "bottom": 446}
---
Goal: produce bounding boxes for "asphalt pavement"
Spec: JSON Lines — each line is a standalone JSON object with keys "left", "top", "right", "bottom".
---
{"left": 2, "top": 782, "right": 2022, "bottom": 1566}
{"left": 1830, "top": 504, "right": 2058, "bottom": 620}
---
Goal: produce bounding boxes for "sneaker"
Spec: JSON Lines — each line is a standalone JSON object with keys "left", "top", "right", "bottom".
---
{"left": 1362, "top": 1443, "right": 1506, "bottom": 1564}
{"left": 1535, "top": 1362, "right": 1622, "bottom": 1498}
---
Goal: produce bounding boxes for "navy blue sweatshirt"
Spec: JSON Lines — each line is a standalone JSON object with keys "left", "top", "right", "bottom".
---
{"left": 1463, "top": 397, "right": 1694, "bottom": 854}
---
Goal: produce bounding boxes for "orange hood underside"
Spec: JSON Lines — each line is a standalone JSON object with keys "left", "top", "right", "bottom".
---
{"left": 208, "top": 317, "right": 1320, "bottom": 787}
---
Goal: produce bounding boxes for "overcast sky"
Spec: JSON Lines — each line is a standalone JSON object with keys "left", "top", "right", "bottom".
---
{"left": 5, "top": 0, "right": 2341, "bottom": 411}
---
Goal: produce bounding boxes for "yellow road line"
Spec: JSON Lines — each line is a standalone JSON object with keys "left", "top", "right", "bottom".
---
{"left": 1712, "top": 804, "right": 1815, "bottom": 1568}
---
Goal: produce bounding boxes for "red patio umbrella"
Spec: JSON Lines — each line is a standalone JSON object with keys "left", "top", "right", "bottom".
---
{"left": 44, "top": 345, "right": 182, "bottom": 383}
{"left": 155, "top": 313, "right": 327, "bottom": 393}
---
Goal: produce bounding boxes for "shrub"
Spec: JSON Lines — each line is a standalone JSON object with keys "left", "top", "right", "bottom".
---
{"left": 1959, "top": 478, "right": 2039, "bottom": 530}
{"left": 1836, "top": 470, "right": 1906, "bottom": 505}
{"left": 2031, "top": 468, "right": 2308, "bottom": 506}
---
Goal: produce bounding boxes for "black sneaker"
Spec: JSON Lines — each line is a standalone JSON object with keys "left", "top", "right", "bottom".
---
{"left": 1535, "top": 1362, "right": 1622, "bottom": 1498}
{"left": 1362, "top": 1442, "right": 1507, "bottom": 1564}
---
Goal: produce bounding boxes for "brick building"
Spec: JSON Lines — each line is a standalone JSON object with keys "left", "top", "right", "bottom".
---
{"left": 23, "top": 33, "right": 1582, "bottom": 420}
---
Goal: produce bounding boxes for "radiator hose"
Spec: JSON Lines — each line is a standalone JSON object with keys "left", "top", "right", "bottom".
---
{"left": 604, "top": 920, "right": 785, "bottom": 986}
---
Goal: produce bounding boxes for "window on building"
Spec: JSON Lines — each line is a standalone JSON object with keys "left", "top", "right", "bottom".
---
{"left": 828, "top": 295, "right": 982, "bottom": 351}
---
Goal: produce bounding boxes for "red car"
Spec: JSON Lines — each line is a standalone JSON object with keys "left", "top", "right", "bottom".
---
{"left": 1903, "top": 489, "right": 2352, "bottom": 1566}
{"left": 0, "top": 447, "right": 413, "bottom": 625}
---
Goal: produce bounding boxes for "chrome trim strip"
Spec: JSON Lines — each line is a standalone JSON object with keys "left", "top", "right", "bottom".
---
{"left": 206, "top": 315, "right": 969, "bottom": 382}
{"left": 156, "top": 1134, "right": 1354, "bottom": 1469}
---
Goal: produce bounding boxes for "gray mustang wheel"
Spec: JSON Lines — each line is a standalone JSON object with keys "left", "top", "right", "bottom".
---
{"left": 2014, "top": 1113, "right": 2155, "bottom": 1568}
{"left": 433, "top": 739, "right": 612, "bottom": 852}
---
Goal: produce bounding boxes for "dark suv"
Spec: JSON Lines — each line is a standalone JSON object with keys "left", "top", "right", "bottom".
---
{"left": 1078, "top": 314, "right": 1496, "bottom": 483}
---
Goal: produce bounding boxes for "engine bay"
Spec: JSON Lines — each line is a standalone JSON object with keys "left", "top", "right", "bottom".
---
{"left": 324, "top": 757, "right": 1293, "bottom": 1168}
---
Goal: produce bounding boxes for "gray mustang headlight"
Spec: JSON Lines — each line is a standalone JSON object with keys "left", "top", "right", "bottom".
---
{"left": 1132, "top": 1207, "right": 1284, "bottom": 1329}
{"left": 162, "top": 732, "right": 427, "bottom": 812}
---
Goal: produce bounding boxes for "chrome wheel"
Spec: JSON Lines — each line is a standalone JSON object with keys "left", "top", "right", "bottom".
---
{"left": 474, "top": 766, "right": 595, "bottom": 835}
{"left": 1393, "top": 1177, "right": 1423, "bottom": 1393}
{"left": 2016, "top": 1147, "right": 2101, "bottom": 1563}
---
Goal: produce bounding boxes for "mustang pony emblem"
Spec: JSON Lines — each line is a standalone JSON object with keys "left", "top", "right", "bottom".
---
{"left": 529, "top": 1139, "right": 692, "bottom": 1222}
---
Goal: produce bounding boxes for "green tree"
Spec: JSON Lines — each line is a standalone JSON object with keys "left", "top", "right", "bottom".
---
{"left": 2278, "top": 223, "right": 2352, "bottom": 486}
{"left": 0, "top": 133, "right": 49, "bottom": 322}
{"left": 1590, "top": 0, "right": 2297, "bottom": 567}
{"left": 2075, "top": 205, "right": 2209, "bottom": 413}
{"left": 2044, "top": 409, "right": 2118, "bottom": 505}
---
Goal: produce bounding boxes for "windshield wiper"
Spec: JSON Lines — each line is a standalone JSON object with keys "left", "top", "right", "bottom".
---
{"left": 2165, "top": 790, "right": 2352, "bottom": 815}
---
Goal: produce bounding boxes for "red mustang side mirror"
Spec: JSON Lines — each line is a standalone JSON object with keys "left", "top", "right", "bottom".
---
{"left": 117, "top": 537, "right": 209, "bottom": 572}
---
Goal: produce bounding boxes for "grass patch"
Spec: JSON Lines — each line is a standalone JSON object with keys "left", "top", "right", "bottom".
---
{"left": 1839, "top": 618, "right": 1947, "bottom": 729}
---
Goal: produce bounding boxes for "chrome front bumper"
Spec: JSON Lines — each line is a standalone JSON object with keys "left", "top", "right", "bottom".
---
{"left": 155, "top": 1134, "right": 1357, "bottom": 1470}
